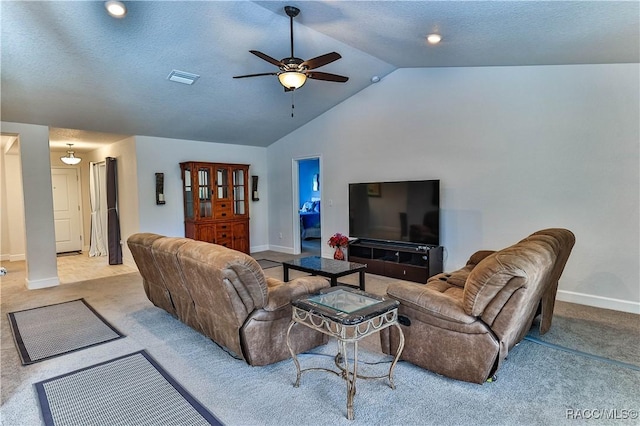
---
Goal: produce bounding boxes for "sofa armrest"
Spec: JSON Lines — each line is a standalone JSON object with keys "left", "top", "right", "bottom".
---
{"left": 387, "top": 282, "right": 476, "bottom": 324}
{"left": 263, "top": 276, "right": 330, "bottom": 311}
{"left": 426, "top": 250, "right": 498, "bottom": 289}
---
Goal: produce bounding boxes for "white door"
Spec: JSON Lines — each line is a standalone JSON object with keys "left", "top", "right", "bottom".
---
{"left": 52, "top": 168, "right": 82, "bottom": 253}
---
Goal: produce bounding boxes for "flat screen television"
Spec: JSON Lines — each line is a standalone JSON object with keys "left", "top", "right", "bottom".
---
{"left": 349, "top": 180, "right": 440, "bottom": 246}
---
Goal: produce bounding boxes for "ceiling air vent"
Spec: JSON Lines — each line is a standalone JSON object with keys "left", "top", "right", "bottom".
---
{"left": 167, "top": 70, "right": 200, "bottom": 85}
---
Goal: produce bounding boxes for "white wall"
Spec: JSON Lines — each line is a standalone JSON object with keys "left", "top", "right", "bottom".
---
{"left": 135, "top": 136, "right": 269, "bottom": 252}
{"left": 0, "top": 122, "right": 58, "bottom": 289}
{"left": 0, "top": 141, "right": 10, "bottom": 260}
{"left": 1, "top": 137, "right": 26, "bottom": 261}
{"left": 267, "top": 64, "right": 640, "bottom": 313}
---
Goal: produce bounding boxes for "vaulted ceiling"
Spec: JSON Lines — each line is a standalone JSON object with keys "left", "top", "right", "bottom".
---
{"left": 2, "top": 1, "right": 638, "bottom": 150}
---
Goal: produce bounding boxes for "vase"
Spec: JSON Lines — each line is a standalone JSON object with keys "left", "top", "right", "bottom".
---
{"left": 333, "top": 247, "right": 345, "bottom": 260}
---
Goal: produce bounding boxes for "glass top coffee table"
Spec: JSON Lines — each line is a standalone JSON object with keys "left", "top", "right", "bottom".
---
{"left": 286, "top": 286, "right": 405, "bottom": 420}
{"left": 282, "top": 256, "right": 367, "bottom": 290}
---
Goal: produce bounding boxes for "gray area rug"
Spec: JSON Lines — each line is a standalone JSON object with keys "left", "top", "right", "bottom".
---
{"left": 183, "top": 334, "right": 640, "bottom": 425}
{"left": 256, "top": 259, "right": 281, "bottom": 269}
{"left": 35, "top": 350, "right": 222, "bottom": 426}
{"left": 7, "top": 299, "right": 124, "bottom": 365}
{"left": 528, "top": 311, "right": 640, "bottom": 367}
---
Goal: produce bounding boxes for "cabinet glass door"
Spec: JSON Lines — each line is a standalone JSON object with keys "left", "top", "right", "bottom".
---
{"left": 198, "top": 166, "right": 212, "bottom": 218}
{"left": 233, "top": 168, "right": 246, "bottom": 215}
{"left": 216, "top": 167, "right": 229, "bottom": 200}
{"left": 183, "top": 165, "right": 194, "bottom": 219}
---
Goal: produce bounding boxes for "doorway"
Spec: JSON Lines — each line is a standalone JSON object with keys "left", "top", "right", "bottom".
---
{"left": 51, "top": 167, "right": 83, "bottom": 253}
{"left": 297, "top": 158, "right": 321, "bottom": 255}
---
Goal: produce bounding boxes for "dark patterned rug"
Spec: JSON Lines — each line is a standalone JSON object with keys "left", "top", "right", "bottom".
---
{"left": 35, "top": 350, "right": 223, "bottom": 426}
{"left": 7, "top": 299, "right": 124, "bottom": 365}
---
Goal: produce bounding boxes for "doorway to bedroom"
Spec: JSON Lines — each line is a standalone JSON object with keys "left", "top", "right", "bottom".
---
{"left": 297, "top": 158, "right": 321, "bottom": 255}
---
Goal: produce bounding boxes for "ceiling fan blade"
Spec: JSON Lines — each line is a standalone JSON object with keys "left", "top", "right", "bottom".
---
{"left": 306, "top": 71, "right": 349, "bottom": 83}
{"left": 249, "top": 50, "right": 283, "bottom": 67}
{"left": 233, "top": 72, "right": 278, "bottom": 79}
{"left": 301, "top": 52, "right": 342, "bottom": 70}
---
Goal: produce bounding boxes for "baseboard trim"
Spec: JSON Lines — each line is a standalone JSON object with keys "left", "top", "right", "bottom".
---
{"left": 9, "top": 254, "right": 26, "bottom": 262}
{"left": 0, "top": 254, "right": 9, "bottom": 261}
{"left": 557, "top": 290, "right": 640, "bottom": 314}
{"left": 26, "top": 276, "right": 59, "bottom": 290}
{"left": 267, "top": 244, "right": 295, "bottom": 254}
{"left": 250, "top": 244, "right": 269, "bottom": 253}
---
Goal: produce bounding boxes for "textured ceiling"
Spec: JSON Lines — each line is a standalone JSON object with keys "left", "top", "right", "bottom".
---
{"left": 2, "top": 1, "right": 638, "bottom": 149}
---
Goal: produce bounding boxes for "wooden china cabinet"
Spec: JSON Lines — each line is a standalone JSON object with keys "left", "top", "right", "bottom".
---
{"left": 180, "top": 162, "right": 250, "bottom": 254}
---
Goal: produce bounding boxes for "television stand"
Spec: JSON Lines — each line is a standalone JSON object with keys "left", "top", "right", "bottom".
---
{"left": 348, "top": 240, "right": 443, "bottom": 283}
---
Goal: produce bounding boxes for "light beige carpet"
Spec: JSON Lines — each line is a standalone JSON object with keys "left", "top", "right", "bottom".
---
{"left": 2, "top": 253, "right": 638, "bottom": 426}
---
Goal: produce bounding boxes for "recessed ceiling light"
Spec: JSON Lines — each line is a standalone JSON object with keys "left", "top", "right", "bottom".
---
{"left": 427, "top": 34, "right": 442, "bottom": 45}
{"left": 105, "top": 1, "right": 127, "bottom": 18}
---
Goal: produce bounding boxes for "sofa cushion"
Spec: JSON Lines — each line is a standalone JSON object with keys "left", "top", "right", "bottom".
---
{"left": 463, "top": 238, "right": 555, "bottom": 317}
{"left": 223, "top": 258, "right": 269, "bottom": 311}
{"left": 387, "top": 281, "right": 474, "bottom": 324}
{"left": 151, "top": 236, "right": 201, "bottom": 331}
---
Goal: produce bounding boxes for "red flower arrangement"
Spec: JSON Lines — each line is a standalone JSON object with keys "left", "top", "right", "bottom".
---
{"left": 328, "top": 233, "right": 349, "bottom": 248}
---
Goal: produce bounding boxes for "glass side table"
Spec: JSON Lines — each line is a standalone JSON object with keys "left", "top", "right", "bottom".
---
{"left": 286, "top": 286, "right": 405, "bottom": 420}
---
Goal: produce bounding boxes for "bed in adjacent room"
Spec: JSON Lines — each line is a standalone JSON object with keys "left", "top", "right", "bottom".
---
{"left": 299, "top": 200, "right": 320, "bottom": 239}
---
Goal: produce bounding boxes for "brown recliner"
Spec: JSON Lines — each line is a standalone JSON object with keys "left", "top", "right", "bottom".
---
{"left": 128, "top": 233, "right": 331, "bottom": 366}
{"left": 381, "top": 228, "right": 574, "bottom": 384}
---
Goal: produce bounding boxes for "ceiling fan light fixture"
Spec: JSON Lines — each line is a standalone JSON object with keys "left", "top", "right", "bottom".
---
{"left": 105, "top": 1, "right": 127, "bottom": 18}
{"left": 278, "top": 71, "right": 307, "bottom": 90}
{"left": 61, "top": 144, "right": 82, "bottom": 165}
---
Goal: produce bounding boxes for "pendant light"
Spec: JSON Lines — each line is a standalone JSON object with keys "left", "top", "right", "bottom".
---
{"left": 60, "top": 144, "right": 81, "bottom": 165}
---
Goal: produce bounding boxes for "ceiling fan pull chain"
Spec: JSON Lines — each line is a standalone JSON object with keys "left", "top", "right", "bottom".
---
{"left": 291, "top": 91, "right": 295, "bottom": 117}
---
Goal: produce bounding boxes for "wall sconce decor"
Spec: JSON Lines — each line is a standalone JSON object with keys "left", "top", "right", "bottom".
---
{"left": 251, "top": 176, "right": 259, "bottom": 201}
{"left": 313, "top": 173, "right": 320, "bottom": 191}
{"left": 155, "top": 173, "right": 165, "bottom": 205}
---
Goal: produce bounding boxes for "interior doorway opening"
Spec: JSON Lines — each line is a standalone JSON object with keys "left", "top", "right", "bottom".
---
{"left": 293, "top": 157, "right": 321, "bottom": 256}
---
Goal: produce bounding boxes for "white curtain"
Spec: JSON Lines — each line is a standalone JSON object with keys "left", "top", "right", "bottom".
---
{"left": 89, "top": 161, "right": 108, "bottom": 257}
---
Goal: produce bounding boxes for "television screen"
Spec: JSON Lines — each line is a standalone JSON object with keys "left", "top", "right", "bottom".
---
{"left": 349, "top": 180, "right": 440, "bottom": 246}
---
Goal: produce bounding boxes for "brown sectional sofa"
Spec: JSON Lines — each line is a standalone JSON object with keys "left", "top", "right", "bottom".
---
{"left": 381, "top": 228, "right": 575, "bottom": 384}
{"left": 127, "top": 233, "right": 331, "bottom": 366}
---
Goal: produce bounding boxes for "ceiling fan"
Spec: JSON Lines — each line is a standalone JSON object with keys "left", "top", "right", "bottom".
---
{"left": 233, "top": 5, "right": 349, "bottom": 92}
